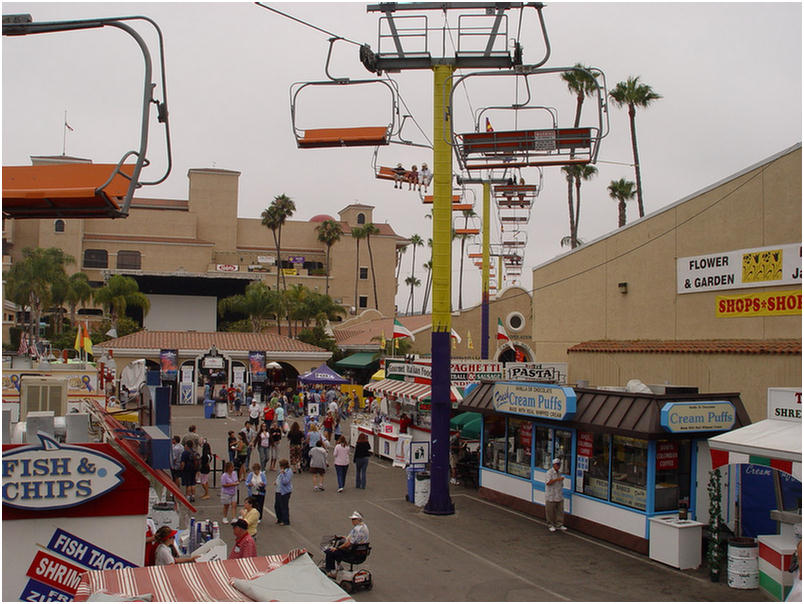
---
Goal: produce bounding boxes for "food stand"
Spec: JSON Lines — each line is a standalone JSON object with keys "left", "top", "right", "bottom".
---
{"left": 459, "top": 381, "right": 751, "bottom": 554}
{"left": 709, "top": 387, "right": 802, "bottom": 600}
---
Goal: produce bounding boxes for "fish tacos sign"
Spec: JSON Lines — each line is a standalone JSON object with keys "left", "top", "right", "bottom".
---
{"left": 2, "top": 433, "right": 125, "bottom": 511}
{"left": 491, "top": 382, "right": 577, "bottom": 420}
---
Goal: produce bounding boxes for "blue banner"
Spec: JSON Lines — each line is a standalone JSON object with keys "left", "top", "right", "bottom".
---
{"left": 739, "top": 465, "right": 802, "bottom": 538}
{"left": 46, "top": 528, "right": 136, "bottom": 571}
{"left": 20, "top": 578, "right": 72, "bottom": 602}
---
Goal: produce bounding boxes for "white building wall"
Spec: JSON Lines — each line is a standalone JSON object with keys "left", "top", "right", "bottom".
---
{"left": 145, "top": 294, "right": 217, "bottom": 332}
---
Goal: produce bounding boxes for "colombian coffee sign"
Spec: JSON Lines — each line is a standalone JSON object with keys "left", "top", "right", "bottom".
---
{"left": 3, "top": 433, "right": 125, "bottom": 510}
{"left": 491, "top": 382, "right": 576, "bottom": 420}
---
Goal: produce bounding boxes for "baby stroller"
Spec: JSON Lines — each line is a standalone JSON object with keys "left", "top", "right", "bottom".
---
{"left": 299, "top": 442, "right": 311, "bottom": 473}
{"left": 318, "top": 535, "right": 373, "bottom": 594}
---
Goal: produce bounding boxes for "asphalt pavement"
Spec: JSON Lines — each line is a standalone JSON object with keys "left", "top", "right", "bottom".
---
{"left": 167, "top": 404, "right": 766, "bottom": 602}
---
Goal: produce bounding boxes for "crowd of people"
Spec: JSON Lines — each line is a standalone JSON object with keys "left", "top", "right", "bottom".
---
{"left": 156, "top": 383, "right": 375, "bottom": 568}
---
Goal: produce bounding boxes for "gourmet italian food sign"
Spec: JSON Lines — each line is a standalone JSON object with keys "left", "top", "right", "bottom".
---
{"left": 2, "top": 433, "right": 125, "bottom": 510}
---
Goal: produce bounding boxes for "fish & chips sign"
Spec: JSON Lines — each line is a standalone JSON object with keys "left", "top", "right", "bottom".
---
{"left": 2, "top": 433, "right": 125, "bottom": 510}
{"left": 491, "top": 382, "right": 576, "bottom": 420}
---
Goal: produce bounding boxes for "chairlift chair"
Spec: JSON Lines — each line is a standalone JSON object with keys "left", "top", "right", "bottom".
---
{"left": 2, "top": 14, "right": 172, "bottom": 219}
{"left": 291, "top": 39, "right": 401, "bottom": 149}
{"left": 449, "top": 66, "right": 609, "bottom": 172}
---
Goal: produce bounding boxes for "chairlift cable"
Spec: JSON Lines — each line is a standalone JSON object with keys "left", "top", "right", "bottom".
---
{"left": 385, "top": 74, "right": 433, "bottom": 148}
{"left": 254, "top": 3, "right": 363, "bottom": 47}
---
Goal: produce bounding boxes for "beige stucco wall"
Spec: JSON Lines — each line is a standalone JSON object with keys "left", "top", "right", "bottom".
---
{"left": 530, "top": 145, "right": 802, "bottom": 422}
{"left": 6, "top": 170, "right": 403, "bottom": 319}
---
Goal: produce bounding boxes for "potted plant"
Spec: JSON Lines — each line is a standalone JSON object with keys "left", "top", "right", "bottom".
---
{"left": 706, "top": 468, "right": 724, "bottom": 581}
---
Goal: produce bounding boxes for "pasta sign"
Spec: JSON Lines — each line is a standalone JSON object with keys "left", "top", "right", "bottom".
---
{"left": 2, "top": 433, "right": 125, "bottom": 510}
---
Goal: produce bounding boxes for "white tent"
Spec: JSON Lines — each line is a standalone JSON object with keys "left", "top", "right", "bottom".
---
{"left": 709, "top": 419, "right": 801, "bottom": 480}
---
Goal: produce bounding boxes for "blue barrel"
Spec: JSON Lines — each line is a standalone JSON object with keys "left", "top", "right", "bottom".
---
{"left": 203, "top": 399, "right": 215, "bottom": 419}
{"left": 406, "top": 467, "right": 420, "bottom": 502}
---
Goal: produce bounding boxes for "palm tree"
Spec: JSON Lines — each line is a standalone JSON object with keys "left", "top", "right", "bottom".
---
{"left": 456, "top": 209, "right": 477, "bottom": 310}
{"left": 404, "top": 276, "right": 421, "bottom": 314}
{"left": 261, "top": 193, "right": 296, "bottom": 291}
{"left": 4, "top": 247, "right": 74, "bottom": 350}
{"left": 363, "top": 223, "right": 381, "bottom": 310}
{"left": 315, "top": 219, "right": 343, "bottom": 296}
{"left": 609, "top": 76, "right": 661, "bottom": 218}
{"left": 420, "top": 259, "right": 433, "bottom": 315}
{"left": 607, "top": 178, "right": 637, "bottom": 228}
{"left": 395, "top": 243, "right": 408, "bottom": 282}
{"left": 406, "top": 234, "right": 423, "bottom": 315}
{"left": 351, "top": 226, "right": 367, "bottom": 314}
{"left": 562, "top": 164, "right": 598, "bottom": 249}
{"left": 93, "top": 274, "right": 151, "bottom": 333}
{"left": 284, "top": 283, "right": 308, "bottom": 337}
{"left": 218, "top": 280, "right": 282, "bottom": 333}
{"left": 64, "top": 272, "right": 93, "bottom": 328}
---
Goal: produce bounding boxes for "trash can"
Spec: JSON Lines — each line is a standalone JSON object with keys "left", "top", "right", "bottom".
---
{"left": 204, "top": 399, "right": 215, "bottom": 419}
{"left": 215, "top": 401, "right": 228, "bottom": 419}
{"left": 414, "top": 471, "right": 430, "bottom": 507}
{"left": 406, "top": 467, "right": 421, "bottom": 502}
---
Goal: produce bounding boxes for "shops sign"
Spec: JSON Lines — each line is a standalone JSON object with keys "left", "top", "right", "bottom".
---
{"left": 660, "top": 401, "right": 735, "bottom": 433}
{"left": 2, "top": 433, "right": 125, "bottom": 510}
{"left": 490, "top": 382, "right": 576, "bottom": 420}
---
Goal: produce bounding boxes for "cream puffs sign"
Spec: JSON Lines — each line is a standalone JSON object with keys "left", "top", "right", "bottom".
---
{"left": 2, "top": 433, "right": 125, "bottom": 510}
{"left": 491, "top": 382, "right": 576, "bottom": 420}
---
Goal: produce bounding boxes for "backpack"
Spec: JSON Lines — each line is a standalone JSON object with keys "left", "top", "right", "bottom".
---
{"left": 192, "top": 451, "right": 201, "bottom": 472}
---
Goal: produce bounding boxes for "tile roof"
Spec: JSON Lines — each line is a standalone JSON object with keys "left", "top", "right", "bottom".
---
{"left": 568, "top": 340, "right": 801, "bottom": 355}
{"left": 94, "top": 330, "right": 329, "bottom": 354}
{"left": 333, "top": 315, "right": 432, "bottom": 347}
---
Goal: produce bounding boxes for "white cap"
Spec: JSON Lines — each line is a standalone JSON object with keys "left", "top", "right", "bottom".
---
{"left": 552, "top": 458, "right": 561, "bottom": 465}
{"left": 349, "top": 510, "right": 363, "bottom": 520}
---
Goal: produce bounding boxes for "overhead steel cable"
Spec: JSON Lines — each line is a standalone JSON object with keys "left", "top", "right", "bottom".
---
{"left": 254, "top": 3, "right": 364, "bottom": 47}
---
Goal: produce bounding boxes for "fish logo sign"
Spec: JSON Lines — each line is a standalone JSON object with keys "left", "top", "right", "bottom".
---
{"left": 2, "top": 432, "right": 125, "bottom": 510}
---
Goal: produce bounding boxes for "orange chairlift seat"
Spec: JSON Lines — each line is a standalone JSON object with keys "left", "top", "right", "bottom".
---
{"left": 422, "top": 194, "right": 473, "bottom": 211}
{"left": 291, "top": 39, "right": 400, "bottom": 150}
{"left": 3, "top": 163, "right": 136, "bottom": 219}
{"left": 494, "top": 183, "right": 540, "bottom": 207}
{"left": 2, "top": 15, "right": 172, "bottom": 220}
{"left": 449, "top": 66, "right": 609, "bottom": 172}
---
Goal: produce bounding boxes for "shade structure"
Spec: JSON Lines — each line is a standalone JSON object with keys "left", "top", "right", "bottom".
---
{"left": 709, "top": 419, "right": 802, "bottom": 480}
{"left": 74, "top": 549, "right": 352, "bottom": 601}
{"left": 459, "top": 415, "right": 483, "bottom": 440}
{"left": 335, "top": 352, "right": 380, "bottom": 369}
{"left": 370, "top": 368, "right": 385, "bottom": 381}
{"left": 298, "top": 363, "right": 349, "bottom": 385}
{"left": 366, "top": 379, "right": 463, "bottom": 404}
{"left": 449, "top": 411, "right": 482, "bottom": 431}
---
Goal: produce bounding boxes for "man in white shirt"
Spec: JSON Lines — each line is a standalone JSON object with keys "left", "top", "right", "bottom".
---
{"left": 545, "top": 458, "right": 567, "bottom": 532}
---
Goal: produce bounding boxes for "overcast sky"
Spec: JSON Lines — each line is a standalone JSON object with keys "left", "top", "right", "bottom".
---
{"left": 3, "top": 2, "right": 801, "bottom": 313}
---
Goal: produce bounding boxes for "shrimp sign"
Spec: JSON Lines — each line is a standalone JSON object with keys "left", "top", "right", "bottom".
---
{"left": 2, "top": 433, "right": 125, "bottom": 510}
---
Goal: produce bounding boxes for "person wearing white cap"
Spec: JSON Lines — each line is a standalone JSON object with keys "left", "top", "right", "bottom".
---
{"left": 323, "top": 510, "right": 370, "bottom": 577}
{"left": 545, "top": 458, "right": 567, "bottom": 532}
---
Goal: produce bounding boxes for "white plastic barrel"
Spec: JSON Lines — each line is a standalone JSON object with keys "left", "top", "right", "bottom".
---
{"left": 727, "top": 539, "right": 759, "bottom": 589}
{"left": 414, "top": 472, "right": 431, "bottom": 507}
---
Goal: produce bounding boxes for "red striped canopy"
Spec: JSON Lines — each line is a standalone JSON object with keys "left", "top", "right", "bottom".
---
{"left": 74, "top": 549, "right": 350, "bottom": 601}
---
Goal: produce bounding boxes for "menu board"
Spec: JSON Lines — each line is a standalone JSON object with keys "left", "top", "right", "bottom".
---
{"left": 611, "top": 481, "right": 647, "bottom": 510}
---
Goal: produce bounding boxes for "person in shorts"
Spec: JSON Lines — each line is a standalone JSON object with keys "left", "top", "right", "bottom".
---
{"left": 220, "top": 461, "right": 240, "bottom": 524}
{"left": 170, "top": 435, "right": 183, "bottom": 487}
{"left": 309, "top": 440, "right": 328, "bottom": 491}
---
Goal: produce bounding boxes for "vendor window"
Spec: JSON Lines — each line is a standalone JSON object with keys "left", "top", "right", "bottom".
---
{"left": 576, "top": 432, "right": 610, "bottom": 501}
{"left": 611, "top": 436, "right": 648, "bottom": 511}
{"left": 534, "top": 426, "right": 572, "bottom": 474}
{"left": 482, "top": 415, "right": 507, "bottom": 472}
{"left": 506, "top": 418, "right": 532, "bottom": 478}
{"left": 654, "top": 439, "right": 691, "bottom": 512}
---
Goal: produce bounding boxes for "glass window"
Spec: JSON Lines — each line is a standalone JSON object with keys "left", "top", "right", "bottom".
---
{"left": 358, "top": 295, "right": 368, "bottom": 309}
{"left": 506, "top": 418, "right": 532, "bottom": 478}
{"left": 356, "top": 213, "right": 366, "bottom": 225}
{"left": 359, "top": 267, "right": 368, "bottom": 280}
{"left": 610, "top": 436, "right": 648, "bottom": 510}
{"left": 533, "top": 426, "right": 572, "bottom": 473}
{"left": 54, "top": 219, "right": 65, "bottom": 233}
{"left": 576, "top": 432, "right": 610, "bottom": 501}
{"left": 83, "top": 249, "right": 108, "bottom": 268}
{"left": 534, "top": 426, "right": 552, "bottom": 470}
{"left": 117, "top": 250, "right": 141, "bottom": 270}
{"left": 482, "top": 415, "right": 506, "bottom": 472}
{"left": 655, "top": 439, "right": 690, "bottom": 512}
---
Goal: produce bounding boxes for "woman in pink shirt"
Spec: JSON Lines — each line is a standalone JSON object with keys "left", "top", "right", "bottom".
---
{"left": 333, "top": 436, "right": 350, "bottom": 493}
